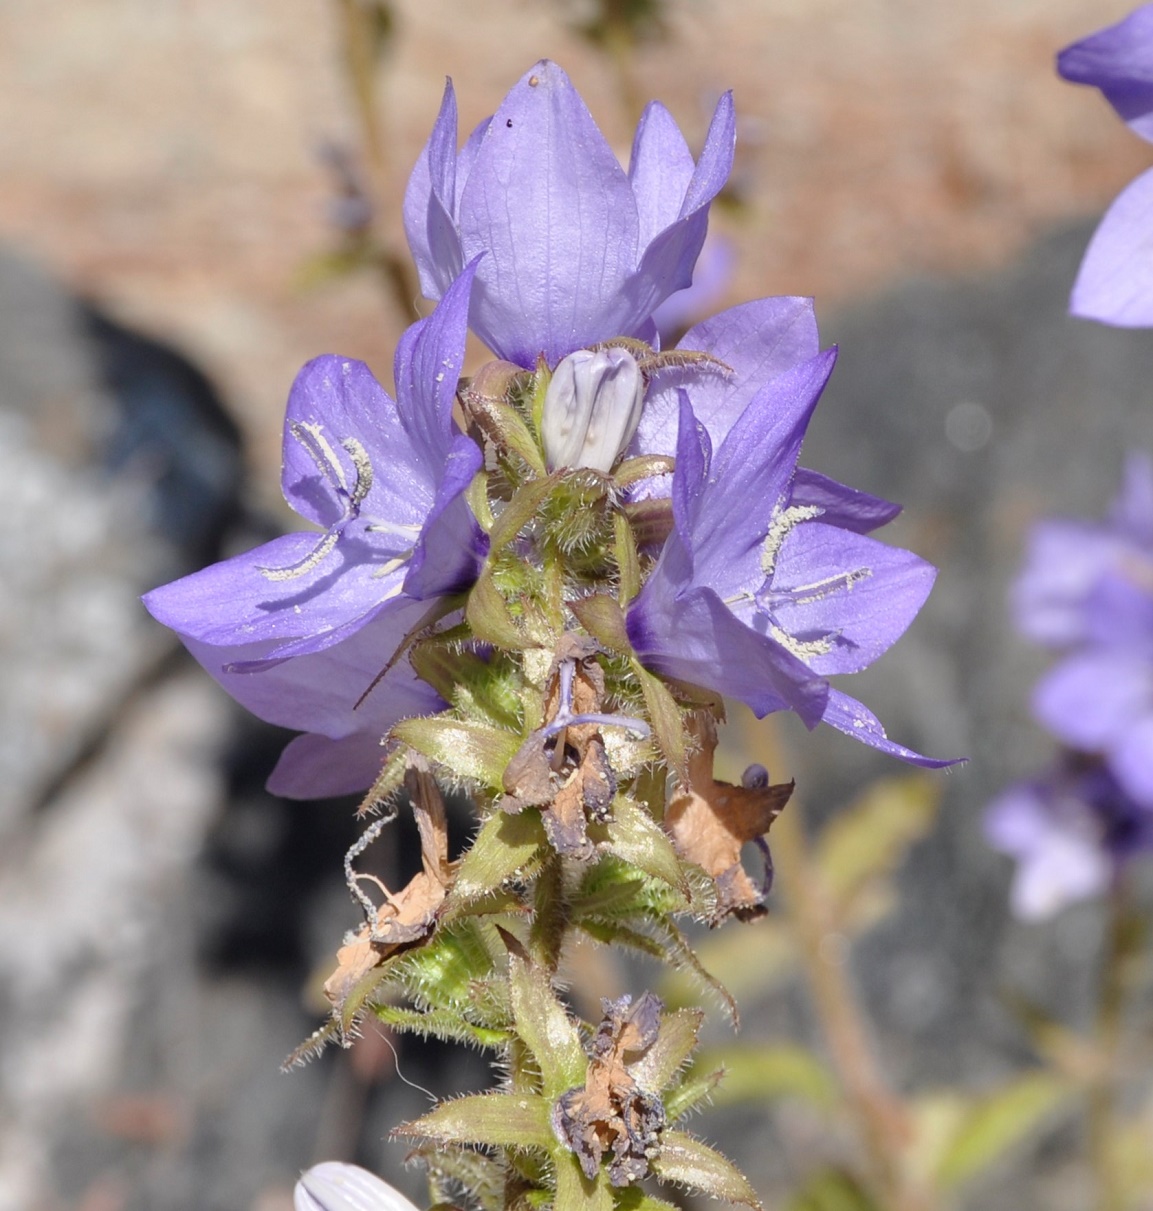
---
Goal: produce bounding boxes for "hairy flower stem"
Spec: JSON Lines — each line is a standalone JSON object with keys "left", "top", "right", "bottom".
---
{"left": 332, "top": 0, "right": 419, "bottom": 316}
{"left": 1089, "top": 876, "right": 1133, "bottom": 1211}
{"left": 771, "top": 797, "right": 934, "bottom": 1211}
{"left": 530, "top": 854, "right": 568, "bottom": 976}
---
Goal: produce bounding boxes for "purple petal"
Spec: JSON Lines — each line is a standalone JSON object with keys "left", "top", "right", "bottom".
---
{"left": 268, "top": 731, "right": 395, "bottom": 799}
{"left": 1032, "top": 649, "right": 1153, "bottom": 750}
{"left": 821, "top": 688, "right": 959, "bottom": 767}
{"left": 181, "top": 600, "right": 443, "bottom": 741}
{"left": 457, "top": 61, "right": 639, "bottom": 366}
{"left": 403, "top": 80, "right": 465, "bottom": 300}
{"left": 627, "top": 582, "right": 829, "bottom": 727}
{"left": 670, "top": 390, "right": 711, "bottom": 546}
{"left": 628, "top": 101, "right": 696, "bottom": 250}
{"left": 1111, "top": 451, "right": 1153, "bottom": 544}
{"left": 1070, "top": 166, "right": 1153, "bottom": 326}
{"left": 636, "top": 296, "right": 821, "bottom": 461}
{"left": 1110, "top": 712, "right": 1153, "bottom": 808}
{"left": 770, "top": 522, "right": 937, "bottom": 676}
{"left": 689, "top": 349, "right": 838, "bottom": 597}
{"left": 143, "top": 533, "right": 408, "bottom": 653}
{"left": 790, "top": 468, "right": 902, "bottom": 533}
{"left": 651, "top": 232, "right": 736, "bottom": 342}
{"left": 1058, "top": 4, "right": 1153, "bottom": 139}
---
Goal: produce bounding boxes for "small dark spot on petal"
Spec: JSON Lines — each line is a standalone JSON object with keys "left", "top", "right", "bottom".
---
{"left": 506, "top": 118, "right": 513, "bottom": 128}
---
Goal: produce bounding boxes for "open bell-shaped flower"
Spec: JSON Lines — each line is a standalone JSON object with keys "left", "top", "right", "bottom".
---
{"left": 404, "top": 60, "right": 735, "bottom": 367}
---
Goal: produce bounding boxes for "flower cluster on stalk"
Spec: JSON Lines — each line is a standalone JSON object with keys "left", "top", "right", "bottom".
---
{"left": 146, "top": 61, "right": 950, "bottom": 1210}
{"left": 986, "top": 456, "right": 1153, "bottom": 918}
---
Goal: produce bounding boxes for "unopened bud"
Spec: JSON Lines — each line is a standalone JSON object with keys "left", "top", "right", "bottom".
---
{"left": 295, "top": 1162, "right": 422, "bottom": 1211}
{"left": 541, "top": 347, "right": 645, "bottom": 474}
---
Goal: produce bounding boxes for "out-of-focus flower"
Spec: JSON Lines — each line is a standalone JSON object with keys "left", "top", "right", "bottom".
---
{"left": 985, "top": 757, "right": 1153, "bottom": 919}
{"left": 143, "top": 267, "right": 487, "bottom": 797}
{"left": 1058, "top": 4, "right": 1153, "bottom": 324}
{"left": 626, "top": 351, "right": 949, "bottom": 766}
{"left": 295, "top": 1161, "right": 421, "bottom": 1211}
{"left": 650, "top": 231, "right": 735, "bottom": 344}
{"left": 1011, "top": 455, "right": 1153, "bottom": 807}
{"left": 404, "top": 60, "right": 734, "bottom": 368}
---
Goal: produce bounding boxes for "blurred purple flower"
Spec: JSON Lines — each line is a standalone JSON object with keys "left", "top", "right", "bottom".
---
{"left": 985, "top": 757, "right": 1153, "bottom": 919}
{"left": 650, "top": 231, "right": 736, "bottom": 344}
{"left": 1059, "top": 3, "right": 1153, "bottom": 324}
{"left": 143, "top": 267, "right": 487, "bottom": 798}
{"left": 625, "top": 349, "right": 950, "bottom": 766}
{"left": 404, "top": 60, "right": 735, "bottom": 368}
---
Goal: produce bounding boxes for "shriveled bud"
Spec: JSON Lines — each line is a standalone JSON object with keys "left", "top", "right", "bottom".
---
{"left": 541, "top": 347, "right": 645, "bottom": 473}
{"left": 294, "top": 1162, "right": 421, "bottom": 1211}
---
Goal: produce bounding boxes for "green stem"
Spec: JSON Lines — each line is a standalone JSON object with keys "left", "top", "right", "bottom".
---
{"left": 771, "top": 798, "right": 935, "bottom": 1211}
{"left": 530, "top": 853, "right": 568, "bottom": 976}
{"left": 1089, "top": 875, "right": 1132, "bottom": 1211}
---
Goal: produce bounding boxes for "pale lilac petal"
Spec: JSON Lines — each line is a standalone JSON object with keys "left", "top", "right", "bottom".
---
{"left": 635, "top": 296, "right": 821, "bottom": 461}
{"left": 457, "top": 61, "right": 639, "bottom": 366}
{"left": 182, "top": 600, "right": 441, "bottom": 740}
{"left": 403, "top": 80, "right": 464, "bottom": 300}
{"left": 1070, "top": 166, "right": 1153, "bottom": 326}
{"left": 1012, "top": 519, "right": 1121, "bottom": 647}
{"left": 1010, "top": 826, "right": 1111, "bottom": 920}
{"left": 1032, "top": 650, "right": 1153, "bottom": 750}
{"left": 770, "top": 523, "right": 937, "bottom": 676}
{"left": 821, "top": 688, "right": 957, "bottom": 767}
{"left": 689, "top": 349, "right": 838, "bottom": 597}
{"left": 985, "top": 782, "right": 1052, "bottom": 854}
{"left": 268, "top": 731, "right": 394, "bottom": 799}
{"left": 627, "top": 585, "right": 829, "bottom": 726}
{"left": 1110, "top": 712, "right": 1153, "bottom": 807}
{"left": 1112, "top": 451, "right": 1153, "bottom": 544}
{"left": 790, "top": 469, "right": 902, "bottom": 533}
{"left": 295, "top": 1161, "right": 422, "bottom": 1211}
{"left": 1058, "top": 4, "right": 1153, "bottom": 139}
{"left": 628, "top": 101, "right": 696, "bottom": 249}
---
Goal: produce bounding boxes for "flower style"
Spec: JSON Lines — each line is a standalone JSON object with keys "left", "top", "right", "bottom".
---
{"left": 143, "top": 266, "right": 487, "bottom": 798}
{"left": 985, "top": 757, "right": 1153, "bottom": 919}
{"left": 1059, "top": 3, "right": 1153, "bottom": 324}
{"left": 404, "top": 60, "right": 735, "bottom": 368}
{"left": 626, "top": 349, "right": 948, "bottom": 765}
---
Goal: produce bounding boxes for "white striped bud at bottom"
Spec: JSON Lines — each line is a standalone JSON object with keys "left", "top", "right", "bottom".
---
{"left": 294, "top": 1162, "right": 422, "bottom": 1211}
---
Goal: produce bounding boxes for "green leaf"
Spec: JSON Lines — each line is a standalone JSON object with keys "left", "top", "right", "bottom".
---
{"left": 397, "top": 1091, "right": 554, "bottom": 1151}
{"left": 578, "top": 918, "right": 667, "bottom": 960}
{"left": 650, "top": 1130, "right": 761, "bottom": 1208}
{"left": 372, "top": 1003, "right": 512, "bottom": 1050}
{"left": 392, "top": 716, "right": 521, "bottom": 789}
{"left": 490, "top": 474, "right": 562, "bottom": 550}
{"left": 814, "top": 775, "right": 940, "bottom": 924}
{"left": 388, "top": 921, "right": 500, "bottom": 1009}
{"left": 933, "top": 1072, "right": 1074, "bottom": 1190}
{"left": 449, "top": 810, "right": 549, "bottom": 905}
{"left": 614, "top": 510, "right": 641, "bottom": 603}
{"left": 631, "top": 661, "right": 687, "bottom": 782}
{"left": 467, "top": 567, "right": 534, "bottom": 649}
{"left": 629, "top": 1009, "right": 702, "bottom": 1094}
{"left": 408, "top": 642, "right": 524, "bottom": 731}
{"left": 595, "top": 797, "right": 687, "bottom": 894}
{"left": 464, "top": 390, "right": 546, "bottom": 477}
{"left": 568, "top": 593, "right": 631, "bottom": 654}
{"left": 697, "top": 1044, "right": 837, "bottom": 1110}
{"left": 785, "top": 1169, "right": 880, "bottom": 1211}
{"left": 555, "top": 1155, "right": 613, "bottom": 1211}
{"left": 507, "top": 950, "right": 587, "bottom": 1098}
{"left": 663, "top": 1066, "right": 726, "bottom": 1122}
{"left": 613, "top": 1188, "right": 682, "bottom": 1211}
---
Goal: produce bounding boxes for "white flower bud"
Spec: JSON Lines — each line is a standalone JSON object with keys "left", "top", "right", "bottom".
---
{"left": 295, "top": 1162, "right": 423, "bottom": 1211}
{"left": 541, "top": 347, "right": 645, "bottom": 474}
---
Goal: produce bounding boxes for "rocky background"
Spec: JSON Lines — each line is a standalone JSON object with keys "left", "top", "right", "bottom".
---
{"left": 1, "top": 2, "right": 1150, "bottom": 1209}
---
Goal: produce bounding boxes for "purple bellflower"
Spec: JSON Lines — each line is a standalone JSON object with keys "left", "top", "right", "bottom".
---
{"left": 403, "top": 60, "right": 735, "bottom": 368}
{"left": 1059, "top": 4, "right": 1153, "bottom": 324}
{"left": 1013, "top": 455, "right": 1153, "bottom": 808}
{"left": 625, "top": 348, "right": 949, "bottom": 766}
{"left": 143, "top": 266, "right": 488, "bottom": 799}
{"left": 985, "top": 756, "right": 1153, "bottom": 920}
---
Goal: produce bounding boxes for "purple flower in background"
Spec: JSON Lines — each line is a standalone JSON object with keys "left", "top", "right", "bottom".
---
{"left": 985, "top": 757, "right": 1153, "bottom": 919}
{"left": 651, "top": 231, "right": 736, "bottom": 344}
{"left": 1059, "top": 3, "right": 1153, "bottom": 324}
{"left": 626, "top": 349, "right": 949, "bottom": 766}
{"left": 404, "top": 60, "right": 735, "bottom": 368}
{"left": 144, "top": 267, "right": 488, "bottom": 798}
